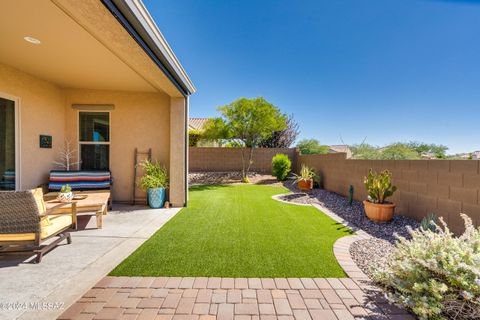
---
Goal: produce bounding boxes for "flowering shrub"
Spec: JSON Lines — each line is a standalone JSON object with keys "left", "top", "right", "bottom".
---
{"left": 373, "top": 214, "right": 480, "bottom": 320}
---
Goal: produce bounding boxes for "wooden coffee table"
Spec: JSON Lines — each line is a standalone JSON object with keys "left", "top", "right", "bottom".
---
{"left": 44, "top": 191, "right": 110, "bottom": 229}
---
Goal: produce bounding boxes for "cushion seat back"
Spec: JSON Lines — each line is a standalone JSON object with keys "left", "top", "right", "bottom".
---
{"left": 49, "top": 171, "right": 111, "bottom": 191}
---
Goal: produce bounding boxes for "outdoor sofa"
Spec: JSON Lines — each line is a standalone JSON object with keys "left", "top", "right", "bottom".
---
{"left": 0, "top": 188, "right": 75, "bottom": 263}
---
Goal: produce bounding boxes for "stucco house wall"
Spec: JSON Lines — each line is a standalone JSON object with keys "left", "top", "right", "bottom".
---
{"left": 0, "top": 0, "right": 193, "bottom": 207}
{"left": 0, "top": 62, "right": 186, "bottom": 205}
{"left": 63, "top": 89, "right": 172, "bottom": 203}
{"left": 0, "top": 63, "right": 65, "bottom": 190}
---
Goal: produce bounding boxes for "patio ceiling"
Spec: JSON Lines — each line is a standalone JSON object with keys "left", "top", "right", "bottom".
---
{"left": 0, "top": 0, "right": 182, "bottom": 96}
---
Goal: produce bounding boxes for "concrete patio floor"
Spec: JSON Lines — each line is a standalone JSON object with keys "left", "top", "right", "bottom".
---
{"left": 0, "top": 205, "right": 180, "bottom": 320}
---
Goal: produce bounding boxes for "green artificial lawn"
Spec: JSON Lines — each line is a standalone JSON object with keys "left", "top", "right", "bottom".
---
{"left": 110, "top": 184, "right": 353, "bottom": 278}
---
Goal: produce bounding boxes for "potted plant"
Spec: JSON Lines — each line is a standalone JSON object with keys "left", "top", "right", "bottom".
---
{"left": 57, "top": 184, "right": 74, "bottom": 202}
{"left": 293, "top": 164, "right": 315, "bottom": 190}
{"left": 139, "top": 160, "right": 169, "bottom": 208}
{"left": 363, "top": 169, "right": 397, "bottom": 222}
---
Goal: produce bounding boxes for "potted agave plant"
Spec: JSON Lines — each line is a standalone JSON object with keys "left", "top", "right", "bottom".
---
{"left": 363, "top": 169, "right": 397, "bottom": 222}
{"left": 140, "top": 160, "right": 169, "bottom": 209}
{"left": 57, "top": 184, "right": 74, "bottom": 202}
{"left": 293, "top": 164, "right": 315, "bottom": 191}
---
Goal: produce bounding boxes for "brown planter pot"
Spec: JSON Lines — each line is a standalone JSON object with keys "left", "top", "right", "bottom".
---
{"left": 298, "top": 178, "right": 313, "bottom": 190}
{"left": 363, "top": 200, "right": 396, "bottom": 222}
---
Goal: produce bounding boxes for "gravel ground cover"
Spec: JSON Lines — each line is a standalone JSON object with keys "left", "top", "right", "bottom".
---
{"left": 349, "top": 238, "right": 394, "bottom": 278}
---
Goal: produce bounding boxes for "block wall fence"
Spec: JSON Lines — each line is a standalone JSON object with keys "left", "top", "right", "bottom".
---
{"left": 297, "top": 153, "right": 480, "bottom": 234}
{"left": 189, "top": 147, "right": 480, "bottom": 233}
{"left": 189, "top": 147, "right": 297, "bottom": 173}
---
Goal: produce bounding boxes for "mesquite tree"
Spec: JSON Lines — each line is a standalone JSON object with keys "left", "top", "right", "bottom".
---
{"left": 203, "top": 97, "right": 287, "bottom": 180}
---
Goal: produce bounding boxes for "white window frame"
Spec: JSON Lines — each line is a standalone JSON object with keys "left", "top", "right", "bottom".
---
{"left": 77, "top": 110, "right": 111, "bottom": 170}
{"left": 0, "top": 91, "right": 21, "bottom": 190}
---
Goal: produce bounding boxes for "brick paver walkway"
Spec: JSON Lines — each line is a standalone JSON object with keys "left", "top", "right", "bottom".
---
{"left": 58, "top": 276, "right": 414, "bottom": 320}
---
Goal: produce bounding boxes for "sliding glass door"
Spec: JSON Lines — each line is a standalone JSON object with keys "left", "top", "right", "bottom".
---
{"left": 0, "top": 97, "right": 16, "bottom": 190}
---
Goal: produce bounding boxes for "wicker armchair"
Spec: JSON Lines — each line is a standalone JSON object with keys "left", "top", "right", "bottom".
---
{"left": 0, "top": 189, "right": 75, "bottom": 263}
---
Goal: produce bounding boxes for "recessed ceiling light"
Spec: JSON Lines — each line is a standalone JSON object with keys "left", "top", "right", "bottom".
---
{"left": 24, "top": 36, "right": 41, "bottom": 45}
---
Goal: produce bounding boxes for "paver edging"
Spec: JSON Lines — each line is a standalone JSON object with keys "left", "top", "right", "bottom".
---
{"left": 271, "top": 194, "right": 312, "bottom": 206}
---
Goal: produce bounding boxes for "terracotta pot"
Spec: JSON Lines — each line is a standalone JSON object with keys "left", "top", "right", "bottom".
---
{"left": 363, "top": 200, "right": 395, "bottom": 222}
{"left": 298, "top": 178, "right": 313, "bottom": 190}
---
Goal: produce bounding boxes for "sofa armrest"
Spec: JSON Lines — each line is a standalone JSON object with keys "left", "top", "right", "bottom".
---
{"left": 42, "top": 202, "right": 72, "bottom": 216}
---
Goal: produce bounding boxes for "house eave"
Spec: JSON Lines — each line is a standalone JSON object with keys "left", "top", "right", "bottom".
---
{"left": 101, "top": 0, "right": 196, "bottom": 97}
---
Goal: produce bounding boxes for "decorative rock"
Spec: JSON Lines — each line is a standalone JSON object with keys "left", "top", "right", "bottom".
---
{"left": 349, "top": 238, "right": 394, "bottom": 278}
{"left": 278, "top": 188, "right": 419, "bottom": 243}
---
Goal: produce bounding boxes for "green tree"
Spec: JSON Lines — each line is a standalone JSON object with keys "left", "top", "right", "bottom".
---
{"left": 203, "top": 97, "right": 287, "bottom": 180}
{"left": 406, "top": 141, "right": 448, "bottom": 159}
{"left": 380, "top": 143, "right": 420, "bottom": 160}
{"left": 296, "top": 139, "right": 329, "bottom": 155}
{"left": 351, "top": 143, "right": 381, "bottom": 159}
{"left": 188, "top": 129, "right": 202, "bottom": 147}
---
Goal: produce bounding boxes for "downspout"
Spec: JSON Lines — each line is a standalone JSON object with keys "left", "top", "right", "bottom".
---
{"left": 184, "top": 96, "right": 189, "bottom": 207}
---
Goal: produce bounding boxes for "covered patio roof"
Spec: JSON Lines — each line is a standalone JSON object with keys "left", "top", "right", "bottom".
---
{"left": 0, "top": 0, "right": 195, "bottom": 97}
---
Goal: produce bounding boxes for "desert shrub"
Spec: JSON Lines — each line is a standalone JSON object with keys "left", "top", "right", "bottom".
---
{"left": 271, "top": 154, "right": 291, "bottom": 181}
{"left": 373, "top": 214, "right": 480, "bottom": 320}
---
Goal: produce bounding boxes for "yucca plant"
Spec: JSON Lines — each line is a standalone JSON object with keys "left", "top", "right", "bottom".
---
{"left": 364, "top": 169, "right": 397, "bottom": 204}
{"left": 292, "top": 164, "right": 315, "bottom": 183}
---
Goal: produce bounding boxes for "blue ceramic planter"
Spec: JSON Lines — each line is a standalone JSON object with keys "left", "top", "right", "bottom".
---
{"left": 147, "top": 188, "right": 165, "bottom": 208}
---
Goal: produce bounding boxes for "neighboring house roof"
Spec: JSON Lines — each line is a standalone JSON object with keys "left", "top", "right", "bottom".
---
{"left": 189, "top": 118, "right": 210, "bottom": 131}
{"left": 328, "top": 145, "right": 352, "bottom": 158}
{"left": 102, "top": 0, "right": 196, "bottom": 96}
{"left": 329, "top": 145, "right": 349, "bottom": 153}
{"left": 421, "top": 151, "right": 437, "bottom": 159}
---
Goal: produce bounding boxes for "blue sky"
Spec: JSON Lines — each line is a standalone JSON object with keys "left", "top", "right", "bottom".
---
{"left": 144, "top": 0, "right": 480, "bottom": 154}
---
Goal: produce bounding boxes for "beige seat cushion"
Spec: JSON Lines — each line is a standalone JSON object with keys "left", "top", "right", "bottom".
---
{"left": 0, "top": 214, "right": 72, "bottom": 242}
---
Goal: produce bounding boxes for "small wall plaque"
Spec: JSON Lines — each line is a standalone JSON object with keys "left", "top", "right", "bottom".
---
{"left": 40, "top": 135, "right": 52, "bottom": 148}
